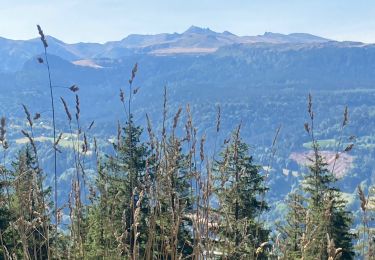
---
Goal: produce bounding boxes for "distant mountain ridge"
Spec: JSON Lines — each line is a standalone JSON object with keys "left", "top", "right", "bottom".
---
{"left": 0, "top": 26, "right": 333, "bottom": 72}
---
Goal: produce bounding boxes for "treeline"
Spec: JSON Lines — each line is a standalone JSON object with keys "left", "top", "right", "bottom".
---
{"left": 0, "top": 26, "right": 374, "bottom": 260}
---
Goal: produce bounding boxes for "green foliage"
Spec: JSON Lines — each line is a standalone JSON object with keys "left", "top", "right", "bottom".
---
{"left": 214, "top": 127, "right": 269, "bottom": 258}
{"left": 84, "top": 117, "right": 150, "bottom": 257}
{"left": 301, "top": 143, "right": 355, "bottom": 259}
{"left": 0, "top": 146, "right": 52, "bottom": 259}
{"left": 278, "top": 191, "right": 305, "bottom": 259}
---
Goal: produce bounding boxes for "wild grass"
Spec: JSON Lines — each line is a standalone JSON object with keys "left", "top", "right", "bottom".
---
{"left": 37, "top": 25, "right": 58, "bottom": 242}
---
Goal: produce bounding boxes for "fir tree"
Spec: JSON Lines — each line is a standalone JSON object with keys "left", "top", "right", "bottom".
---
{"left": 301, "top": 146, "right": 355, "bottom": 259}
{"left": 214, "top": 126, "right": 269, "bottom": 258}
{"left": 301, "top": 94, "right": 355, "bottom": 259}
{"left": 88, "top": 117, "right": 150, "bottom": 258}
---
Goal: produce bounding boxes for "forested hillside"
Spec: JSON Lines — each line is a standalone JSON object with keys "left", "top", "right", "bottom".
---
{"left": 0, "top": 26, "right": 374, "bottom": 259}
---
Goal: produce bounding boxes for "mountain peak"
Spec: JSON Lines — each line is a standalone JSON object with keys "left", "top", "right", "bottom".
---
{"left": 184, "top": 26, "right": 215, "bottom": 35}
{"left": 262, "top": 32, "right": 284, "bottom": 37}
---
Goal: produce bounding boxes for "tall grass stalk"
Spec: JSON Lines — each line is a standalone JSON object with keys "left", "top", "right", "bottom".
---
{"left": 37, "top": 25, "right": 58, "bottom": 247}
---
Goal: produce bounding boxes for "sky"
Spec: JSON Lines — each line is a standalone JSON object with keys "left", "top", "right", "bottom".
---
{"left": 1, "top": 0, "right": 375, "bottom": 43}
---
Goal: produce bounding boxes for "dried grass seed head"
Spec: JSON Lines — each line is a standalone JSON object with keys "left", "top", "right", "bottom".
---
{"left": 75, "top": 94, "right": 80, "bottom": 121}
{"left": 120, "top": 88, "right": 125, "bottom": 103}
{"left": 358, "top": 185, "right": 367, "bottom": 212}
{"left": 60, "top": 97, "right": 72, "bottom": 122}
{"left": 343, "top": 106, "right": 349, "bottom": 127}
{"left": 37, "top": 25, "right": 48, "bottom": 48}
{"left": 173, "top": 107, "right": 182, "bottom": 130}
{"left": 0, "top": 117, "right": 6, "bottom": 142}
{"left": 129, "top": 63, "right": 138, "bottom": 84}
{"left": 343, "top": 143, "right": 354, "bottom": 152}
{"left": 308, "top": 93, "right": 313, "bottom": 118}
{"left": 33, "top": 113, "right": 41, "bottom": 120}
{"left": 69, "top": 85, "right": 79, "bottom": 92}
{"left": 304, "top": 122, "right": 310, "bottom": 134}
{"left": 200, "top": 134, "right": 206, "bottom": 162}
{"left": 216, "top": 105, "right": 221, "bottom": 133}
{"left": 88, "top": 120, "right": 95, "bottom": 130}
{"left": 22, "top": 104, "right": 33, "bottom": 127}
{"left": 133, "top": 87, "right": 140, "bottom": 95}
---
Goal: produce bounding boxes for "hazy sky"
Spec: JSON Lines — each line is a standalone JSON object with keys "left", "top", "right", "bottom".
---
{"left": 1, "top": 0, "right": 375, "bottom": 43}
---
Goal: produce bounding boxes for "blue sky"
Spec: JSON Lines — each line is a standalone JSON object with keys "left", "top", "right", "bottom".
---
{"left": 1, "top": 0, "right": 375, "bottom": 43}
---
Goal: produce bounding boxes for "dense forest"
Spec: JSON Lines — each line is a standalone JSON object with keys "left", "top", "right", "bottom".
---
{"left": 0, "top": 26, "right": 374, "bottom": 260}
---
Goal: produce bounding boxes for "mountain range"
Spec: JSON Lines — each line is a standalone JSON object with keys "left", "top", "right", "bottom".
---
{"left": 0, "top": 26, "right": 334, "bottom": 72}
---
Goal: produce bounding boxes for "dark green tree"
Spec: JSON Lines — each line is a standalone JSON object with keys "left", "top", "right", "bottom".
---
{"left": 301, "top": 95, "right": 355, "bottom": 259}
{"left": 301, "top": 146, "right": 355, "bottom": 259}
{"left": 86, "top": 117, "right": 150, "bottom": 258}
{"left": 214, "top": 126, "right": 269, "bottom": 258}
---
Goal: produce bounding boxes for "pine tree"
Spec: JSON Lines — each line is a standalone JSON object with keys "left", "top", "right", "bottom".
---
{"left": 88, "top": 117, "right": 150, "bottom": 258}
{"left": 300, "top": 146, "right": 355, "bottom": 259}
{"left": 301, "top": 94, "right": 355, "bottom": 259}
{"left": 214, "top": 126, "right": 269, "bottom": 258}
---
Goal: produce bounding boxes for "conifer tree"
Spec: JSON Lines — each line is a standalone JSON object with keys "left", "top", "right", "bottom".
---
{"left": 84, "top": 63, "right": 152, "bottom": 258}
{"left": 214, "top": 125, "right": 269, "bottom": 258}
{"left": 117, "top": 117, "right": 149, "bottom": 251}
{"left": 301, "top": 94, "right": 355, "bottom": 259}
{"left": 82, "top": 110, "right": 155, "bottom": 258}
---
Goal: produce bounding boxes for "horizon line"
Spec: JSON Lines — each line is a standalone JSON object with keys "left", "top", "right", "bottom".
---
{"left": 1, "top": 25, "right": 360, "bottom": 45}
